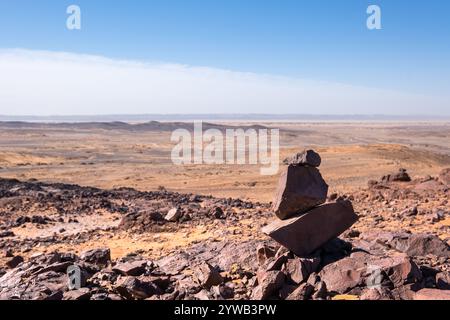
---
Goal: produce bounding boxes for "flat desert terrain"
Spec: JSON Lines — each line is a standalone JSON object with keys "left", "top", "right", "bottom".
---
{"left": 0, "top": 121, "right": 449, "bottom": 201}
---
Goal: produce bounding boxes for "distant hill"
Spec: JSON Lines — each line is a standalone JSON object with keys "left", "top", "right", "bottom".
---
{"left": 0, "top": 121, "right": 269, "bottom": 132}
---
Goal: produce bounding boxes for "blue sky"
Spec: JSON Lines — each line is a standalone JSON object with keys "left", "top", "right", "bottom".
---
{"left": 0, "top": 0, "right": 449, "bottom": 115}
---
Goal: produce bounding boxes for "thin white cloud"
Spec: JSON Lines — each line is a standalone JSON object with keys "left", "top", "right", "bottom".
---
{"left": 0, "top": 49, "right": 447, "bottom": 116}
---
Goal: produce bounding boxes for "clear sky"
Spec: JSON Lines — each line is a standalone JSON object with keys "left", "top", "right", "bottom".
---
{"left": 0, "top": 0, "right": 449, "bottom": 115}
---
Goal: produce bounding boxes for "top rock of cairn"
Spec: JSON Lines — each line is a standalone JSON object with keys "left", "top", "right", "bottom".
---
{"left": 283, "top": 149, "right": 321, "bottom": 168}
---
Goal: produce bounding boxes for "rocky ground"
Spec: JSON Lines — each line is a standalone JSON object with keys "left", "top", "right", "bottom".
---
{"left": 0, "top": 167, "right": 449, "bottom": 300}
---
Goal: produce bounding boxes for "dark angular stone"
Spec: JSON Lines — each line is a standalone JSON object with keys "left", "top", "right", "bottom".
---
{"left": 272, "top": 166, "right": 328, "bottom": 220}
{"left": 263, "top": 201, "right": 358, "bottom": 257}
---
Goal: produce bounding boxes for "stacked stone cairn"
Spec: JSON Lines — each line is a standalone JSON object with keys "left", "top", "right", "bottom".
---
{"left": 263, "top": 150, "right": 358, "bottom": 257}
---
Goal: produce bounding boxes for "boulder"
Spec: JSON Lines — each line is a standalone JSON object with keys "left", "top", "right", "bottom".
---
{"left": 319, "top": 251, "right": 422, "bottom": 294}
{"left": 272, "top": 166, "right": 329, "bottom": 220}
{"left": 414, "top": 288, "right": 450, "bottom": 300}
{"left": 263, "top": 201, "right": 358, "bottom": 257}
{"left": 319, "top": 256, "right": 366, "bottom": 294}
{"left": 80, "top": 248, "right": 111, "bottom": 267}
{"left": 283, "top": 150, "right": 321, "bottom": 167}
{"left": 389, "top": 234, "right": 450, "bottom": 258}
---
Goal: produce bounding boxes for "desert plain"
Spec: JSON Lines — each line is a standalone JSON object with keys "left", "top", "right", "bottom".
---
{"left": 0, "top": 120, "right": 449, "bottom": 300}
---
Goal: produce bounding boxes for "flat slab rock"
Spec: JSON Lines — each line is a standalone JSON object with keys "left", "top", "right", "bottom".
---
{"left": 272, "top": 166, "right": 328, "bottom": 220}
{"left": 263, "top": 201, "right": 358, "bottom": 257}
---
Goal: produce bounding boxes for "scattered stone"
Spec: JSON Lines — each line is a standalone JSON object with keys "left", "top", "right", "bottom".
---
{"left": 165, "top": 208, "right": 182, "bottom": 222}
{"left": 283, "top": 257, "right": 320, "bottom": 284}
{"left": 286, "top": 283, "right": 314, "bottom": 300}
{"left": 80, "top": 248, "right": 111, "bottom": 267}
{"left": 252, "top": 271, "right": 285, "bottom": 300}
{"left": 0, "top": 231, "right": 15, "bottom": 238}
{"left": 256, "top": 245, "right": 276, "bottom": 266}
{"left": 63, "top": 288, "right": 92, "bottom": 300}
{"left": 6, "top": 256, "right": 24, "bottom": 269}
{"left": 3, "top": 249, "right": 14, "bottom": 258}
{"left": 389, "top": 234, "right": 450, "bottom": 258}
{"left": 272, "top": 165, "right": 328, "bottom": 220}
{"left": 414, "top": 288, "right": 450, "bottom": 300}
{"left": 211, "top": 207, "right": 225, "bottom": 219}
{"left": 430, "top": 209, "right": 445, "bottom": 223}
{"left": 194, "top": 262, "right": 223, "bottom": 289}
{"left": 263, "top": 201, "right": 358, "bottom": 257}
{"left": 115, "top": 276, "right": 161, "bottom": 300}
{"left": 381, "top": 168, "right": 411, "bottom": 183}
{"left": 113, "top": 260, "right": 147, "bottom": 276}
{"left": 319, "top": 256, "right": 365, "bottom": 294}
{"left": 283, "top": 150, "right": 321, "bottom": 167}
{"left": 312, "top": 281, "right": 328, "bottom": 300}
{"left": 436, "top": 272, "right": 450, "bottom": 290}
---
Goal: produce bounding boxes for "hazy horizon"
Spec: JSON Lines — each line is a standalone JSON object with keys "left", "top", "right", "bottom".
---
{"left": 1, "top": 113, "right": 450, "bottom": 123}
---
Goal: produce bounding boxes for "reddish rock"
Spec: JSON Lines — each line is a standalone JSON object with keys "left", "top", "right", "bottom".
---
{"left": 263, "top": 201, "right": 358, "bottom": 257}
{"left": 256, "top": 245, "right": 276, "bottom": 266}
{"left": 115, "top": 276, "right": 161, "bottom": 300}
{"left": 194, "top": 262, "right": 223, "bottom": 289}
{"left": 284, "top": 257, "right": 320, "bottom": 284}
{"left": 319, "top": 256, "right": 365, "bottom": 294}
{"left": 283, "top": 150, "right": 321, "bottom": 167}
{"left": 272, "top": 165, "right": 328, "bottom": 220}
{"left": 390, "top": 234, "right": 449, "bottom": 258}
{"left": 63, "top": 288, "right": 92, "bottom": 300}
{"left": 80, "top": 248, "right": 111, "bottom": 267}
{"left": 414, "top": 288, "right": 450, "bottom": 300}
{"left": 113, "top": 260, "right": 147, "bottom": 276}
{"left": 6, "top": 256, "right": 24, "bottom": 269}
{"left": 381, "top": 168, "right": 411, "bottom": 183}
{"left": 165, "top": 208, "right": 182, "bottom": 222}
{"left": 286, "top": 283, "right": 314, "bottom": 300}
{"left": 252, "top": 271, "right": 285, "bottom": 300}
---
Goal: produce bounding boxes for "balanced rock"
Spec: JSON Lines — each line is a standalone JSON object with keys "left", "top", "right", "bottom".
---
{"left": 263, "top": 201, "right": 358, "bottom": 257}
{"left": 272, "top": 166, "right": 328, "bottom": 220}
{"left": 283, "top": 150, "right": 321, "bottom": 167}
